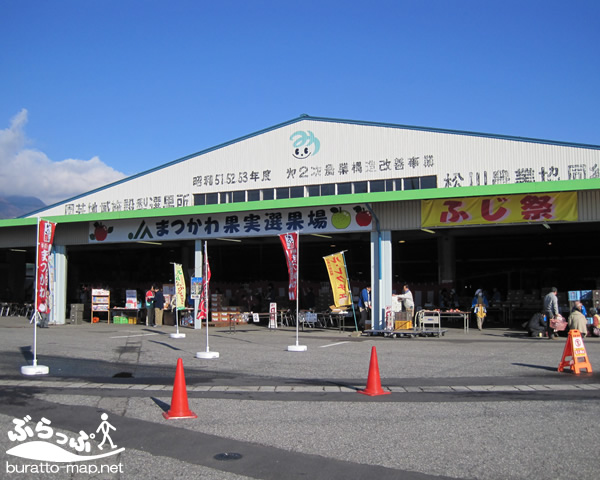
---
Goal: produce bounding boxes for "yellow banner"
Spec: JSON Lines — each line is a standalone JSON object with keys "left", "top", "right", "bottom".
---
{"left": 174, "top": 264, "right": 186, "bottom": 310}
{"left": 324, "top": 253, "right": 351, "bottom": 307}
{"left": 422, "top": 192, "right": 577, "bottom": 228}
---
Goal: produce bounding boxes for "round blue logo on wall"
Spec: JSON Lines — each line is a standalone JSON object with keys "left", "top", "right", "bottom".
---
{"left": 290, "top": 131, "right": 320, "bottom": 159}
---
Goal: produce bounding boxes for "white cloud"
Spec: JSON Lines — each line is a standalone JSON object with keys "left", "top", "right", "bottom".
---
{"left": 0, "top": 109, "right": 126, "bottom": 205}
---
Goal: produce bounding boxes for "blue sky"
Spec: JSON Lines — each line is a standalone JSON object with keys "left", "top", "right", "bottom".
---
{"left": 1, "top": 0, "right": 598, "bottom": 205}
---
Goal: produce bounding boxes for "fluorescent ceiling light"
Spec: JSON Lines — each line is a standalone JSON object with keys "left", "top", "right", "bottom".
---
{"left": 311, "top": 234, "right": 333, "bottom": 239}
{"left": 215, "top": 238, "right": 242, "bottom": 243}
{"left": 421, "top": 228, "right": 436, "bottom": 234}
{"left": 136, "top": 241, "right": 162, "bottom": 246}
{"left": 542, "top": 223, "right": 551, "bottom": 230}
{"left": 9, "top": 248, "right": 27, "bottom": 252}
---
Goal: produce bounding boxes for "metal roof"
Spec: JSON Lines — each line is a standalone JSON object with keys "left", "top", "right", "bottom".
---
{"left": 19, "top": 114, "right": 600, "bottom": 219}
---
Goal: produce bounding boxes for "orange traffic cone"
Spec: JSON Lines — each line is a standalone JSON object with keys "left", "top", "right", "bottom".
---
{"left": 358, "top": 346, "right": 391, "bottom": 396}
{"left": 163, "top": 358, "right": 197, "bottom": 419}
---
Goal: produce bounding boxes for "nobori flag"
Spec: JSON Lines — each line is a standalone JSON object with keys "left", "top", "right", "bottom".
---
{"left": 279, "top": 232, "right": 298, "bottom": 301}
{"left": 174, "top": 263, "right": 186, "bottom": 310}
{"left": 36, "top": 219, "right": 56, "bottom": 314}
{"left": 324, "top": 252, "right": 351, "bottom": 307}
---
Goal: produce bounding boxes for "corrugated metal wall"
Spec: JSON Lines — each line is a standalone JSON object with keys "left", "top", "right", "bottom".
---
{"left": 0, "top": 222, "right": 93, "bottom": 248}
{"left": 54, "top": 223, "right": 90, "bottom": 246}
{"left": 578, "top": 190, "right": 600, "bottom": 222}
{"left": 372, "top": 201, "right": 421, "bottom": 230}
{"left": 0, "top": 225, "right": 37, "bottom": 248}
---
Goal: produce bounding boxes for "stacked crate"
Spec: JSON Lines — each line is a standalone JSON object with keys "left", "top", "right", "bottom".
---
{"left": 210, "top": 294, "right": 228, "bottom": 325}
{"left": 394, "top": 311, "right": 413, "bottom": 330}
{"left": 207, "top": 295, "right": 247, "bottom": 325}
{"left": 70, "top": 304, "right": 84, "bottom": 324}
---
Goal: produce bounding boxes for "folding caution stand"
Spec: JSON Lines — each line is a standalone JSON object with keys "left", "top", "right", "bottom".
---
{"left": 558, "top": 329, "right": 592, "bottom": 374}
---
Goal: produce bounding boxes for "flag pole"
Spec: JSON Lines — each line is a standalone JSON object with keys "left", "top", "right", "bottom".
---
{"left": 288, "top": 231, "right": 306, "bottom": 352}
{"left": 295, "top": 231, "right": 299, "bottom": 344}
{"left": 197, "top": 241, "right": 219, "bottom": 358}
{"left": 22, "top": 217, "right": 49, "bottom": 375}
{"left": 33, "top": 217, "right": 40, "bottom": 363}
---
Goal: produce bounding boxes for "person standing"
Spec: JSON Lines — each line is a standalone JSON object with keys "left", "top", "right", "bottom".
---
{"left": 472, "top": 289, "right": 489, "bottom": 331}
{"left": 358, "top": 286, "right": 371, "bottom": 331}
{"left": 145, "top": 285, "right": 155, "bottom": 327}
{"left": 153, "top": 285, "right": 165, "bottom": 327}
{"left": 396, "top": 284, "right": 415, "bottom": 322}
{"left": 590, "top": 308, "right": 600, "bottom": 337}
{"left": 543, "top": 287, "right": 559, "bottom": 339}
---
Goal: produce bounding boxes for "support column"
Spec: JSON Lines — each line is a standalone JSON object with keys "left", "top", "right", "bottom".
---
{"left": 437, "top": 234, "right": 456, "bottom": 286}
{"left": 370, "top": 230, "right": 393, "bottom": 331}
{"left": 193, "top": 240, "right": 203, "bottom": 329}
{"left": 53, "top": 245, "right": 67, "bottom": 325}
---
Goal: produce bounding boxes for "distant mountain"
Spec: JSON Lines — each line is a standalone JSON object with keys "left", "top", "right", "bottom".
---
{"left": 0, "top": 195, "right": 46, "bottom": 219}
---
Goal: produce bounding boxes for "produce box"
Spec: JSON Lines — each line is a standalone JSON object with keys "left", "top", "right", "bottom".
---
{"left": 395, "top": 320, "right": 413, "bottom": 330}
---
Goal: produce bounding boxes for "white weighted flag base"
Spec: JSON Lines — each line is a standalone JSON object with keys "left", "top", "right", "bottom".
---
{"left": 196, "top": 351, "right": 219, "bottom": 359}
{"left": 287, "top": 344, "right": 307, "bottom": 352}
{"left": 21, "top": 364, "right": 49, "bottom": 375}
{"left": 169, "top": 333, "right": 186, "bottom": 339}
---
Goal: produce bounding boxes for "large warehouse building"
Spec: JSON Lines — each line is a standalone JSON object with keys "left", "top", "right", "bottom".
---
{"left": 1, "top": 115, "right": 599, "bottom": 328}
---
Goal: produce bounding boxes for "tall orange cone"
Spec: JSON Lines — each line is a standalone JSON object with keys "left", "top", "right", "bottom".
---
{"left": 163, "top": 358, "right": 198, "bottom": 419}
{"left": 358, "top": 346, "right": 391, "bottom": 396}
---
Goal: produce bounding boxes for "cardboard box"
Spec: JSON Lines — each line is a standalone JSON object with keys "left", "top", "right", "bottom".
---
{"left": 395, "top": 320, "right": 413, "bottom": 330}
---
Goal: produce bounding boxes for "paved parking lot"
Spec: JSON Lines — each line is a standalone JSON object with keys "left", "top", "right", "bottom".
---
{"left": 1, "top": 317, "right": 599, "bottom": 479}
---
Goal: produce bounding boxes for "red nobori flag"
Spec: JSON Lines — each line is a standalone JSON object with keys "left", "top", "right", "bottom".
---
{"left": 279, "top": 232, "right": 298, "bottom": 300}
{"left": 198, "top": 244, "right": 212, "bottom": 321}
{"left": 36, "top": 219, "right": 56, "bottom": 313}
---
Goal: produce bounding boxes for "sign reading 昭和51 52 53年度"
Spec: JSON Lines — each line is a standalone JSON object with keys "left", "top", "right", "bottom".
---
{"left": 421, "top": 192, "right": 576, "bottom": 228}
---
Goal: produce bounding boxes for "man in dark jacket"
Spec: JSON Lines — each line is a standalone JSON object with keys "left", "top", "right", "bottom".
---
{"left": 526, "top": 311, "right": 546, "bottom": 337}
{"left": 153, "top": 285, "right": 165, "bottom": 327}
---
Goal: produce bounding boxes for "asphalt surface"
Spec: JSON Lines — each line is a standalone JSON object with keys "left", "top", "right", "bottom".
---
{"left": 0, "top": 316, "right": 599, "bottom": 480}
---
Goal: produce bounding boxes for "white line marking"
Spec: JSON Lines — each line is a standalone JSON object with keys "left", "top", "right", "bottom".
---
{"left": 320, "top": 341, "right": 351, "bottom": 348}
{"left": 110, "top": 333, "right": 159, "bottom": 339}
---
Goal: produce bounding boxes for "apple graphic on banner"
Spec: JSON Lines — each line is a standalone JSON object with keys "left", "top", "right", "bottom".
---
{"left": 90, "top": 222, "right": 113, "bottom": 241}
{"left": 353, "top": 206, "right": 372, "bottom": 227}
{"left": 330, "top": 207, "right": 352, "bottom": 229}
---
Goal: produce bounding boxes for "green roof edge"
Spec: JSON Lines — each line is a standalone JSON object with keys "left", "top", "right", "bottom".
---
{"left": 1, "top": 178, "right": 597, "bottom": 228}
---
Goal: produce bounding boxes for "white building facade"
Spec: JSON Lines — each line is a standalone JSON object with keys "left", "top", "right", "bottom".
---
{"left": 1, "top": 115, "right": 599, "bottom": 327}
